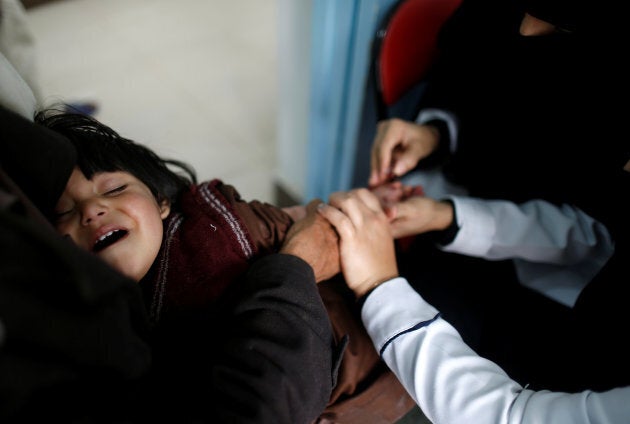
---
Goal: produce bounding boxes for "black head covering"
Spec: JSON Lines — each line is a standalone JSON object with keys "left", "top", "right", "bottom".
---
{"left": 523, "top": 0, "right": 620, "bottom": 36}
{"left": 0, "top": 106, "right": 77, "bottom": 218}
{"left": 524, "top": 0, "right": 584, "bottom": 32}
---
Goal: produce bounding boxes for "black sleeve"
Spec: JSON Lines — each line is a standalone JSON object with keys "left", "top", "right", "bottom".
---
{"left": 0, "top": 105, "right": 76, "bottom": 218}
{"left": 137, "top": 256, "right": 335, "bottom": 424}
{"left": 0, "top": 168, "right": 153, "bottom": 423}
{"left": 418, "top": 118, "right": 452, "bottom": 168}
{"left": 433, "top": 198, "right": 459, "bottom": 245}
{"left": 210, "top": 253, "right": 335, "bottom": 423}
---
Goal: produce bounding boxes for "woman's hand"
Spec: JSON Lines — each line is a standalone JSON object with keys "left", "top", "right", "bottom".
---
{"left": 387, "top": 196, "right": 454, "bottom": 239}
{"left": 317, "top": 189, "right": 398, "bottom": 298}
{"left": 369, "top": 118, "right": 440, "bottom": 187}
{"left": 369, "top": 181, "right": 451, "bottom": 239}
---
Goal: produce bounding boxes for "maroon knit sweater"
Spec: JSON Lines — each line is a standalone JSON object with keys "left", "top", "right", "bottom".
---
{"left": 141, "top": 179, "right": 291, "bottom": 321}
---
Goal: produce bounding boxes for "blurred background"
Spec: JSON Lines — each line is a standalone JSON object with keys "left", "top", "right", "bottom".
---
{"left": 24, "top": 0, "right": 280, "bottom": 204}
{"left": 19, "top": 0, "right": 405, "bottom": 205}
{"left": 22, "top": 0, "right": 410, "bottom": 206}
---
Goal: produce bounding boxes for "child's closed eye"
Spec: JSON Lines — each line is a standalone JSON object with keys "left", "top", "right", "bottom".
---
{"left": 105, "top": 184, "right": 127, "bottom": 195}
{"left": 54, "top": 208, "right": 74, "bottom": 222}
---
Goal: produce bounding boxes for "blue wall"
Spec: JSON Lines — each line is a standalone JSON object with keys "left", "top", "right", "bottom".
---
{"left": 305, "top": 0, "right": 398, "bottom": 201}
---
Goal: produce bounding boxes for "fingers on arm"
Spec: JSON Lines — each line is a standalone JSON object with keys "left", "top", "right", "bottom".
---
{"left": 352, "top": 187, "right": 384, "bottom": 213}
{"left": 325, "top": 189, "right": 388, "bottom": 236}
{"left": 370, "top": 120, "right": 399, "bottom": 186}
{"left": 317, "top": 201, "right": 354, "bottom": 239}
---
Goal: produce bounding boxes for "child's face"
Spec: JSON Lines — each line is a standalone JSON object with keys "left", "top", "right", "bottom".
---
{"left": 55, "top": 168, "right": 171, "bottom": 281}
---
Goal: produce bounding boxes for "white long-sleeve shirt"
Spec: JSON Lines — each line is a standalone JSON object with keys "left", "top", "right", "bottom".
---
{"left": 442, "top": 196, "right": 613, "bottom": 307}
{"left": 362, "top": 277, "right": 630, "bottom": 423}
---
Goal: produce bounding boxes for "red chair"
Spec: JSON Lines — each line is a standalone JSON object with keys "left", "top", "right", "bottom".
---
{"left": 372, "top": 0, "right": 463, "bottom": 120}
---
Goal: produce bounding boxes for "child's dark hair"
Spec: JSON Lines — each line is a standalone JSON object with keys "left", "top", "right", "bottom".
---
{"left": 34, "top": 107, "right": 197, "bottom": 211}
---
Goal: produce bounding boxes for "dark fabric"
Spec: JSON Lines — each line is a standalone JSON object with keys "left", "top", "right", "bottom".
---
{"left": 522, "top": 0, "right": 586, "bottom": 32}
{"left": 419, "top": 0, "right": 627, "bottom": 226}
{"left": 432, "top": 199, "right": 459, "bottom": 246}
{"left": 0, "top": 107, "right": 152, "bottom": 422}
{"left": 397, "top": 0, "right": 630, "bottom": 392}
{"left": 570, "top": 173, "right": 630, "bottom": 390}
{"left": 0, "top": 106, "right": 76, "bottom": 219}
{"left": 520, "top": 0, "right": 618, "bottom": 35}
{"left": 0, "top": 177, "right": 153, "bottom": 423}
{"left": 142, "top": 254, "right": 335, "bottom": 424}
{"left": 417, "top": 119, "right": 451, "bottom": 169}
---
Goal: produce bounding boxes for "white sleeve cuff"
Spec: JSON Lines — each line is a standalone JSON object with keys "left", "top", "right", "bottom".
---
{"left": 441, "top": 196, "right": 496, "bottom": 256}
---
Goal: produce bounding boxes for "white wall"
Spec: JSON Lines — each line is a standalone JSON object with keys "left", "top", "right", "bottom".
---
{"left": 276, "top": 0, "right": 312, "bottom": 203}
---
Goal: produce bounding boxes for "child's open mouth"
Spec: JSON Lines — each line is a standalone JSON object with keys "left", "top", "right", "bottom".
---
{"left": 93, "top": 229, "right": 129, "bottom": 252}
